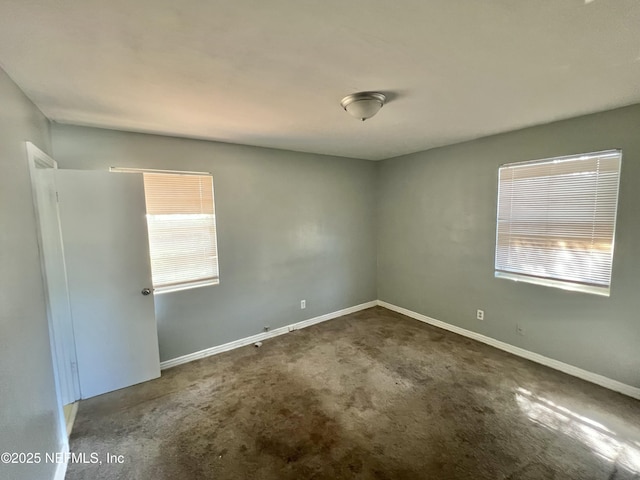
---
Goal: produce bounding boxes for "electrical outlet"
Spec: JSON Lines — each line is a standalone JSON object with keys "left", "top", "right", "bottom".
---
{"left": 476, "top": 309, "right": 484, "bottom": 321}
{"left": 300, "top": 300, "right": 306, "bottom": 309}
{"left": 516, "top": 324, "right": 525, "bottom": 336}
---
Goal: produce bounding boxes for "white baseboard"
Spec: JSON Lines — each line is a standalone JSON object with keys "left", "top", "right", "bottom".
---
{"left": 159, "top": 298, "right": 640, "bottom": 400}
{"left": 160, "top": 301, "right": 378, "bottom": 370}
{"left": 377, "top": 300, "right": 640, "bottom": 400}
{"left": 53, "top": 443, "right": 69, "bottom": 480}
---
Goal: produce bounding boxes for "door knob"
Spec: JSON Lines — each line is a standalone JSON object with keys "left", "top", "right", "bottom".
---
{"left": 141, "top": 288, "right": 152, "bottom": 296}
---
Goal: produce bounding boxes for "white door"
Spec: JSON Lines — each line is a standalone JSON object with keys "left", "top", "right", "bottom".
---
{"left": 56, "top": 170, "right": 160, "bottom": 399}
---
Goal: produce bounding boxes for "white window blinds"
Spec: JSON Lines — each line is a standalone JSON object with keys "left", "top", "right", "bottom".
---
{"left": 495, "top": 150, "right": 621, "bottom": 296}
{"left": 143, "top": 173, "right": 219, "bottom": 293}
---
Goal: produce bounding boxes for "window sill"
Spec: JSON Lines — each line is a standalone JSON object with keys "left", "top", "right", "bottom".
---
{"left": 153, "top": 278, "right": 219, "bottom": 295}
{"left": 494, "top": 271, "right": 610, "bottom": 297}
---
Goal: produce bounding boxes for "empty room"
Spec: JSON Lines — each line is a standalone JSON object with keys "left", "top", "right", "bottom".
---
{"left": 1, "top": 1, "right": 640, "bottom": 479}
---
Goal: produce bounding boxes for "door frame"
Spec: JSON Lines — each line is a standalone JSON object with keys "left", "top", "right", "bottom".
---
{"left": 26, "top": 142, "right": 81, "bottom": 412}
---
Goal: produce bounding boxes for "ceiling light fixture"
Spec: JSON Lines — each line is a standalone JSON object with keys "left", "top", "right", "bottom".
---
{"left": 340, "top": 92, "right": 386, "bottom": 121}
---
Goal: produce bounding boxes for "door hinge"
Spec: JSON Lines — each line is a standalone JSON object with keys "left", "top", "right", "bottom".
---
{"left": 56, "top": 191, "right": 60, "bottom": 203}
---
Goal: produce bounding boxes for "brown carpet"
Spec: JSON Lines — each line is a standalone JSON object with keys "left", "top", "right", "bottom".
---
{"left": 66, "top": 306, "right": 640, "bottom": 479}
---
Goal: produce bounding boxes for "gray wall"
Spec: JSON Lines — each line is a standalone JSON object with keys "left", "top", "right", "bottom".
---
{"left": 52, "top": 125, "right": 378, "bottom": 362}
{"left": 378, "top": 104, "right": 640, "bottom": 388}
{"left": 0, "top": 69, "right": 63, "bottom": 479}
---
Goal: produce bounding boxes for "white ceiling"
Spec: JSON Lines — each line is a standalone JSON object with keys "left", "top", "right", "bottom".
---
{"left": 1, "top": 1, "right": 640, "bottom": 160}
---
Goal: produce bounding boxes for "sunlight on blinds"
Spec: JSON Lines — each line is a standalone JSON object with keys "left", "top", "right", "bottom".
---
{"left": 495, "top": 150, "right": 621, "bottom": 296}
{"left": 143, "top": 173, "right": 219, "bottom": 293}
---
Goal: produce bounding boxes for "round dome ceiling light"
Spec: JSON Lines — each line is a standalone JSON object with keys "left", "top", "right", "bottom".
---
{"left": 340, "top": 92, "right": 386, "bottom": 121}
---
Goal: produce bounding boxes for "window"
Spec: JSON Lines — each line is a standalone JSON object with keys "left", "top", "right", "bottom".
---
{"left": 495, "top": 150, "right": 621, "bottom": 296}
{"left": 143, "top": 172, "right": 219, "bottom": 294}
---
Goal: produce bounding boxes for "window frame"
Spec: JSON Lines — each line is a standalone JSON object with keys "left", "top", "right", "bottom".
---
{"left": 494, "top": 149, "right": 622, "bottom": 297}
{"left": 110, "top": 167, "right": 220, "bottom": 295}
